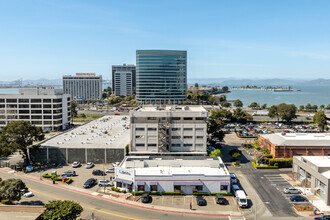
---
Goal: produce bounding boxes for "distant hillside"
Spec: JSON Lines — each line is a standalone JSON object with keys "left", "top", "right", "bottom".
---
{"left": 296, "top": 78, "right": 330, "bottom": 86}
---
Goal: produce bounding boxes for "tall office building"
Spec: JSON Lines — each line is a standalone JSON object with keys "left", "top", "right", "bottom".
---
{"left": 63, "top": 73, "right": 102, "bottom": 101}
{"left": 0, "top": 88, "right": 71, "bottom": 131}
{"left": 136, "top": 50, "right": 187, "bottom": 104}
{"left": 112, "top": 64, "right": 136, "bottom": 96}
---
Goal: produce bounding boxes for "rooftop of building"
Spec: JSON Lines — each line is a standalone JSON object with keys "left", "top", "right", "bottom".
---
{"left": 40, "top": 115, "right": 129, "bottom": 149}
{"left": 112, "top": 64, "right": 135, "bottom": 67}
{"left": 295, "top": 156, "right": 330, "bottom": 178}
{"left": 133, "top": 105, "right": 207, "bottom": 112}
{"left": 0, "top": 88, "right": 66, "bottom": 96}
{"left": 122, "top": 156, "right": 229, "bottom": 176}
{"left": 260, "top": 133, "right": 330, "bottom": 146}
{"left": 63, "top": 73, "right": 101, "bottom": 77}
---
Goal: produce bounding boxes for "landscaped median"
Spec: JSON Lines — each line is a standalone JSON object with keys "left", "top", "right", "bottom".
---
{"left": 42, "top": 173, "right": 73, "bottom": 184}
{"left": 251, "top": 161, "right": 278, "bottom": 169}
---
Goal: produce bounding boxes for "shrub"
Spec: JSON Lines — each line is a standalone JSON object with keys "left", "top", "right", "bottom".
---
{"left": 210, "top": 192, "right": 233, "bottom": 196}
{"left": 1, "top": 200, "right": 13, "bottom": 205}
{"left": 133, "top": 191, "right": 145, "bottom": 195}
{"left": 193, "top": 192, "right": 209, "bottom": 196}
{"left": 42, "top": 173, "right": 52, "bottom": 178}
{"left": 252, "top": 161, "right": 278, "bottom": 169}
{"left": 122, "top": 190, "right": 126, "bottom": 193}
{"left": 268, "top": 158, "right": 293, "bottom": 168}
{"left": 161, "top": 192, "right": 184, "bottom": 195}
{"left": 65, "top": 178, "right": 73, "bottom": 184}
{"left": 111, "top": 187, "right": 115, "bottom": 191}
{"left": 53, "top": 177, "right": 62, "bottom": 181}
{"left": 50, "top": 175, "right": 57, "bottom": 179}
{"left": 150, "top": 191, "right": 161, "bottom": 195}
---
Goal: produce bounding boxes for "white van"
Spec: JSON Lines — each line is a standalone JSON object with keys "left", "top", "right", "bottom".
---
{"left": 235, "top": 190, "right": 248, "bottom": 208}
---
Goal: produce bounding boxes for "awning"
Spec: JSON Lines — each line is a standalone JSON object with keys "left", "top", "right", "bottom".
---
{"left": 150, "top": 182, "right": 158, "bottom": 186}
{"left": 174, "top": 182, "right": 203, "bottom": 186}
{"left": 136, "top": 182, "right": 145, "bottom": 186}
{"left": 220, "top": 182, "right": 229, "bottom": 186}
{"left": 115, "top": 178, "right": 133, "bottom": 185}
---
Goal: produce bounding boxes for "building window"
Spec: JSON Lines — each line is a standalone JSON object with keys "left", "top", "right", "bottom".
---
{"left": 184, "top": 136, "right": 192, "bottom": 139}
{"left": 136, "top": 144, "right": 145, "bottom": 147}
{"left": 195, "top": 186, "right": 203, "bottom": 191}
{"left": 136, "top": 128, "right": 145, "bottom": 131}
{"left": 117, "top": 182, "right": 122, "bottom": 187}
{"left": 171, "top": 136, "right": 180, "bottom": 139}
{"left": 172, "top": 117, "right": 181, "bottom": 120}
{"left": 196, "top": 128, "right": 204, "bottom": 131}
{"left": 138, "top": 185, "right": 145, "bottom": 191}
{"left": 183, "top": 117, "right": 193, "bottom": 120}
{"left": 196, "top": 136, "right": 204, "bottom": 139}
{"left": 172, "top": 144, "right": 181, "bottom": 147}
{"left": 150, "top": 185, "right": 157, "bottom": 191}
{"left": 183, "top": 128, "right": 193, "bottom": 131}
{"left": 148, "top": 144, "right": 157, "bottom": 147}
{"left": 135, "top": 136, "right": 144, "bottom": 139}
{"left": 174, "top": 185, "right": 181, "bottom": 192}
{"left": 147, "top": 117, "right": 157, "bottom": 120}
{"left": 195, "top": 117, "right": 205, "bottom": 120}
{"left": 220, "top": 185, "right": 228, "bottom": 191}
{"left": 148, "top": 128, "right": 157, "bottom": 131}
{"left": 6, "top": 99, "right": 17, "bottom": 103}
{"left": 31, "top": 99, "right": 41, "bottom": 103}
{"left": 171, "top": 128, "right": 180, "bottom": 131}
{"left": 184, "top": 144, "right": 192, "bottom": 147}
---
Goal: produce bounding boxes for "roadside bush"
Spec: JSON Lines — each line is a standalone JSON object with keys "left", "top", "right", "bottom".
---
{"left": 229, "top": 149, "right": 242, "bottom": 157}
{"left": 150, "top": 191, "right": 161, "bottom": 195}
{"left": 42, "top": 173, "right": 52, "bottom": 178}
{"left": 122, "top": 190, "right": 126, "bottom": 193}
{"left": 252, "top": 161, "right": 278, "bottom": 169}
{"left": 161, "top": 192, "right": 184, "bottom": 196}
{"left": 193, "top": 192, "right": 209, "bottom": 196}
{"left": 50, "top": 175, "right": 57, "bottom": 179}
{"left": 111, "top": 188, "right": 120, "bottom": 192}
{"left": 133, "top": 191, "right": 145, "bottom": 195}
{"left": 65, "top": 178, "right": 73, "bottom": 184}
{"left": 268, "top": 158, "right": 293, "bottom": 168}
{"left": 210, "top": 192, "right": 233, "bottom": 196}
{"left": 111, "top": 187, "right": 115, "bottom": 191}
{"left": 53, "top": 177, "right": 62, "bottom": 181}
{"left": 1, "top": 200, "right": 13, "bottom": 205}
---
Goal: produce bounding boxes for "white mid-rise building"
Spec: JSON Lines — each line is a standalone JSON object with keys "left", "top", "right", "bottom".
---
{"left": 130, "top": 106, "right": 208, "bottom": 155}
{"left": 112, "top": 64, "right": 136, "bottom": 96}
{"left": 0, "top": 88, "right": 71, "bottom": 131}
{"left": 63, "top": 73, "right": 102, "bottom": 101}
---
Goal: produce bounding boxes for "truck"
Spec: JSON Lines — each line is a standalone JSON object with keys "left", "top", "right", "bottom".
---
{"left": 235, "top": 190, "right": 248, "bottom": 208}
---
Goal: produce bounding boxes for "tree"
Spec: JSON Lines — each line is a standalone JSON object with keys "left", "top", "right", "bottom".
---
{"left": 194, "top": 83, "right": 199, "bottom": 88}
{"left": 207, "top": 110, "right": 229, "bottom": 142}
{"left": 299, "top": 105, "right": 305, "bottom": 111}
{"left": 229, "top": 149, "right": 242, "bottom": 158}
{"left": 0, "top": 178, "right": 26, "bottom": 201}
{"left": 305, "top": 103, "right": 312, "bottom": 111}
{"left": 220, "top": 101, "right": 231, "bottom": 108}
{"left": 70, "top": 101, "right": 77, "bottom": 122}
{"left": 248, "top": 102, "right": 260, "bottom": 109}
{"left": 261, "top": 104, "right": 267, "bottom": 110}
{"left": 320, "top": 105, "right": 325, "bottom": 109}
{"left": 222, "top": 86, "right": 229, "bottom": 93}
{"left": 0, "top": 121, "right": 44, "bottom": 160}
{"left": 268, "top": 105, "right": 279, "bottom": 122}
{"left": 313, "top": 110, "right": 327, "bottom": 131}
{"left": 277, "top": 103, "right": 297, "bottom": 123}
{"left": 233, "top": 99, "right": 243, "bottom": 108}
{"left": 232, "top": 108, "right": 253, "bottom": 123}
{"left": 41, "top": 200, "right": 83, "bottom": 220}
{"left": 219, "top": 95, "right": 226, "bottom": 102}
{"left": 326, "top": 104, "right": 330, "bottom": 110}
{"left": 209, "top": 149, "right": 222, "bottom": 157}
{"left": 311, "top": 105, "right": 318, "bottom": 112}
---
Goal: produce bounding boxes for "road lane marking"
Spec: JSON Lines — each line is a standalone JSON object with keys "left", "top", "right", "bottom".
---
{"left": 29, "top": 188, "right": 140, "bottom": 220}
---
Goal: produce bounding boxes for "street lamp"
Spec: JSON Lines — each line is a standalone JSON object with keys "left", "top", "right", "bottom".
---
{"left": 255, "top": 201, "right": 270, "bottom": 220}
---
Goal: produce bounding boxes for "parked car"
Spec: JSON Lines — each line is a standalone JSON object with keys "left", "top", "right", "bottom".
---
{"left": 196, "top": 196, "right": 207, "bottom": 206}
{"left": 83, "top": 178, "right": 97, "bottom": 188}
{"left": 72, "top": 161, "right": 80, "bottom": 168}
{"left": 98, "top": 180, "right": 113, "bottom": 187}
{"left": 92, "top": 169, "right": 106, "bottom": 176}
{"left": 21, "top": 189, "right": 34, "bottom": 197}
{"left": 106, "top": 168, "right": 115, "bottom": 173}
{"left": 141, "top": 193, "right": 151, "bottom": 203}
{"left": 112, "top": 162, "right": 120, "bottom": 167}
{"left": 230, "top": 173, "right": 238, "bottom": 184}
{"left": 284, "top": 187, "right": 301, "bottom": 194}
{"left": 61, "top": 170, "right": 76, "bottom": 177}
{"left": 290, "top": 195, "right": 307, "bottom": 202}
{"left": 85, "top": 162, "right": 94, "bottom": 169}
{"left": 315, "top": 215, "right": 330, "bottom": 220}
{"left": 215, "top": 194, "right": 228, "bottom": 205}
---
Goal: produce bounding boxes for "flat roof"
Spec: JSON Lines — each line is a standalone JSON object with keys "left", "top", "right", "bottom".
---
{"left": 134, "top": 166, "right": 227, "bottom": 176}
{"left": 261, "top": 133, "right": 330, "bottom": 146}
{"left": 299, "top": 156, "right": 330, "bottom": 167}
{"left": 40, "top": 115, "right": 129, "bottom": 149}
{"left": 134, "top": 105, "right": 207, "bottom": 112}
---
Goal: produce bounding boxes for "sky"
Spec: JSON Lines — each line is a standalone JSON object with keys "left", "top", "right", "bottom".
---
{"left": 1, "top": 0, "right": 330, "bottom": 81}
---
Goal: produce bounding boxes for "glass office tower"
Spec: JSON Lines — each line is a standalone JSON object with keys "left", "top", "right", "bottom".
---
{"left": 136, "top": 50, "right": 187, "bottom": 104}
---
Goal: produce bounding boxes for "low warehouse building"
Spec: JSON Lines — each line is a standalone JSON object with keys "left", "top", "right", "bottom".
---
{"left": 114, "top": 156, "right": 230, "bottom": 195}
{"left": 258, "top": 133, "right": 330, "bottom": 158}
{"left": 293, "top": 156, "right": 330, "bottom": 205}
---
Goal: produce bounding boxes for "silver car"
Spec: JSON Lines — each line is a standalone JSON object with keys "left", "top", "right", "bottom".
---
{"left": 98, "top": 180, "right": 113, "bottom": 187}
{"left": 85, "top": 162, "right": 94, "bottom": 169}
{"left": 106, "top": 168, "right": 115, "bottom": 173}
{"left": 284, "top": 187, "right": 301, "bottom": 194}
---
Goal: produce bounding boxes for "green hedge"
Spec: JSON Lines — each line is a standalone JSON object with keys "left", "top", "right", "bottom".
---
{"left": 268, "top": 158, "right": 293, "bottom": 168}
{"left": 161, "top": 192, "right": 184, "bottom": 195}
{"left": 1, "top": 200, "right": 13, "bottom": 205}
{"left": 42, "top": 173, "right": 52, "bottom": 178}
{"left": 53, "top": 177, "right": 62, "bottom": 181}
{"left": 150, "top": 191, "right": 161, "bottom": 195}
{"left": 65, "top": 178, "right": 73, "bottom": 184}
{"left": 133, "top": 191, "right": 145, "bottom": 195}
{"left": 193, "top": 192, "right": 209, "bottom": 196}
{"left": 252, "top": 161, "right": 278, "bottom": 169}
{"left": 210, "top": 192, "right": 233, "bottom": 196}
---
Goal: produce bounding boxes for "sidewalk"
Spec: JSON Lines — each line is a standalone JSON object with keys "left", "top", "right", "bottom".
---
{"left": 0, "top": 168, "right": 242, "bottom": 217}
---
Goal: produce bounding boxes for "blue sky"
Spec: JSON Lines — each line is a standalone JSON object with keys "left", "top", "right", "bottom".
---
{"left": 1, "top": 0, "right": 330, "bottom": 81}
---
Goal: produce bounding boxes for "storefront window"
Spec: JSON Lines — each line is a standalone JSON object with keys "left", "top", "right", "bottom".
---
{"left": 117, "top": 182, "right": 122, "bottom": 187}
{"left": 151, "top": 185, "right": 158, "bottom": 191}
{"left": 195, "top": 186, "right": 203, "bottom": 191}
{"left": 138, "top": 185, "right": 145, "bottom": 191}
{"left": 174, "top": 186, "right": 181, "bottom": 192}
{"left": 220, "top": 185, "right": 228, "bottom": 191}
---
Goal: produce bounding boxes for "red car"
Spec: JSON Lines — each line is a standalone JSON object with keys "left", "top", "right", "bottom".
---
{"left": 114, "top": 113, "right": 120, "bottom": 115}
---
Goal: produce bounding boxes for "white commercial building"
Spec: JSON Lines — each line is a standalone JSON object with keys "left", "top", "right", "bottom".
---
{"left": 112, "top": 64, "right": 136, "bottom": 96}
{"left": 63, "top": 73, "right": 102, "bottom": 101}
{"left": 130, "top": 106, "right": 208, "bottom": 155}
{"left": 0, "top": 88, "right": 70, "bottom": 131}
{"left": 114, "top": 156, "right": 231, "bottom": 195}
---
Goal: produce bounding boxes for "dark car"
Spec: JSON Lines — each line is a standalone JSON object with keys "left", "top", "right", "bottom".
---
{"left": 290, "top": 195, "right": 307, "bottom": 202}
{"left": 141, "top": 193, "right": 151, "bottom": 203}
{"left": 92, "top": 169, "right": 106, "bottom": 176}
{"left": 83, "top": 178, "right": 97, "bottom": 188}
{"left": 315, "top": 215, "right": 330, "bottom": 220}
{"left": 215, "top": 194, "right": 228, "bottom": 205}
{"left": 196, "top": 196, "right": 207, "bottom": 206}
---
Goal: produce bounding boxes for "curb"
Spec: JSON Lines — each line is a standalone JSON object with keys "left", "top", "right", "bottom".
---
{"left": 0, "top": 169, "right": 241, "bottom": 217}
